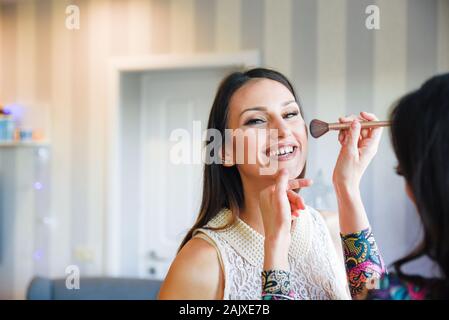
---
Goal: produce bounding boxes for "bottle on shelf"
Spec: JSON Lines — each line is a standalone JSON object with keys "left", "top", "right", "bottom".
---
{"left": 0, "top": 106, "right": 16, "bottom": 142}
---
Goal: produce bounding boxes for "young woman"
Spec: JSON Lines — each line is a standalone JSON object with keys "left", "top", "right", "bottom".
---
{"left": 158, "top": 68, "right": 352, "bottom": 299}
{"left": 261, "top": 73, "right": 449, "bottom": 300}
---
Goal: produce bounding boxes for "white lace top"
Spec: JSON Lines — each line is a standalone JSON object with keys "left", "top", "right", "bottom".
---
{"left": 193, "top": 206, "right": 350, "bottom": 300}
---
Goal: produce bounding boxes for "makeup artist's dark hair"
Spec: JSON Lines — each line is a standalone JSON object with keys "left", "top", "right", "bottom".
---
{"left": 178, "top": 68, "right": 307, "bottom": 251}
{"left": 389, "top": 73, "right": 449, "bottom": 299}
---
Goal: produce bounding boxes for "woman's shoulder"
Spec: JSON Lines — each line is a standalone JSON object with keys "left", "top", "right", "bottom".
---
{"left": 158, "top": 237, "right": 223, "bottom": 299}
{"left": 367, "top": 272, "right": 430, "bottom": 300}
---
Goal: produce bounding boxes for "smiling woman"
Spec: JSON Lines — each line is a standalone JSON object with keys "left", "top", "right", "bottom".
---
{"left": 158, "top": 68, "right": 351, "bottom": 300}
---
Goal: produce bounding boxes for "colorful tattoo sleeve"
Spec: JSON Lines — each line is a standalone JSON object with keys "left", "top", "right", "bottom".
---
{"left": 341, "top": 228, "right": 386, "bottom": 298}
{"left": 261, "top": 270, "right": 295, "bottom": 300}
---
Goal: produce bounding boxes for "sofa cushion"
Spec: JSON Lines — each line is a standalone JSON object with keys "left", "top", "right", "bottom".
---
{"left": 27, "top": 276, "right": 162, "bottom": 300}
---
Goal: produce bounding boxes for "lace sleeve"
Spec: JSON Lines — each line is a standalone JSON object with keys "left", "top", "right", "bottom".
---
{"left": 341, "top": 228, "right": 386, "bottom": 298}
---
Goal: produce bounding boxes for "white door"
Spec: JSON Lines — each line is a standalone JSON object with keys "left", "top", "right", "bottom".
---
{"left": 138, "top": 67, "right": 237, "bottom": 279}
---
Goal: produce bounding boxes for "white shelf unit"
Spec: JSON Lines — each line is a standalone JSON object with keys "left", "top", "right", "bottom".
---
{"left": 0, "top": 141, "right": 50, "bottom": 148}
{"left": 0, "top": 144, "right": 51, "bottom": 299}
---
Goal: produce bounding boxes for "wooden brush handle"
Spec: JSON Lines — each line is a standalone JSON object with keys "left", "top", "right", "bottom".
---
{"left": 328, "top": 120, "right": 390, "bottom": 131}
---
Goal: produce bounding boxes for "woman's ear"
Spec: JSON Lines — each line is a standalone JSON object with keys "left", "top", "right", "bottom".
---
{"left": 219, "top": 146, "right": 235, "bottom": 167}
{"left": 405, "top": 182, "right": 416, "bottom": 205}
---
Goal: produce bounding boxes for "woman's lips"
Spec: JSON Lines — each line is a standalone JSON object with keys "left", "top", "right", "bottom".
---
{"left": 271, "top": 145, "right": 299, "bottom": 161}
{"left": 264, "top": 144, "right": 300, "bottom": 161}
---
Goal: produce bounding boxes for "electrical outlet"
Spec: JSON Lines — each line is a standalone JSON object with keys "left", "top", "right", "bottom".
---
{"left": 73, "top": 246, "right": 95, "bottom": 263}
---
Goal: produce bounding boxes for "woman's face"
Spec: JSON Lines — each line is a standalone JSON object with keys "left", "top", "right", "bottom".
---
{"left": 225, "top": 78, "right": 308, "bottom": 184}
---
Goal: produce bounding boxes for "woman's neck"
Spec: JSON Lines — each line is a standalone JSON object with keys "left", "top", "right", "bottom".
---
{"left": 238, "top": 176, "right": 271, "bottom": 237}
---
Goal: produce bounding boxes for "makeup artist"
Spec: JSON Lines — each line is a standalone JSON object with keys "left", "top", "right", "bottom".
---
{"left": 261, "top": 73, "right": 449, "bottom": 300}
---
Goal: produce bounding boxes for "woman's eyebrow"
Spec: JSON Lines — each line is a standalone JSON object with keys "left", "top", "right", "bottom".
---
{"left": 239, "top": 106, "right": 267, "bottom": 117}
{"left": 281, "top": 99, "right": 297, "bottom": 106}
{"left": 239, "top": 100, "right": 297, "bottom": 117}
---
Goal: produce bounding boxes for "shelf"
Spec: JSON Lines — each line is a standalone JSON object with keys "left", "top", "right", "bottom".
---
{"left": 0, "top": 141, "right": 51, "bottom": 148}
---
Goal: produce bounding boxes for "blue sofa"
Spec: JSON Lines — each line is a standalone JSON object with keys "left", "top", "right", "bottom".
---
{"left": 27, "top": 276, "right": 162, "bottom": 300}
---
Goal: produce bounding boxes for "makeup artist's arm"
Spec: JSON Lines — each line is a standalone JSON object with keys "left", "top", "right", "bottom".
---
{"left": 259, "top": 169, "right": 312, "bottom": 300}
{"left": 332, "top": 112, "right": 386, "bottom": 299}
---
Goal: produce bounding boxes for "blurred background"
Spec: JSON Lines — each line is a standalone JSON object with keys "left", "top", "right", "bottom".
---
{"left": 0, "top": 0, "right": 448, "bottom": 299}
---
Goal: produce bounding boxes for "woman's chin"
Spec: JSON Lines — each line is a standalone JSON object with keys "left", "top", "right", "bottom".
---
{"left": 275, "top": 162, "right": 301, "bottom": 178}
{"left": 253, "top": 156, "right": 303, "bottom": 179}
{"left": 285, "top": 168, "right": 301, "bottom": 179}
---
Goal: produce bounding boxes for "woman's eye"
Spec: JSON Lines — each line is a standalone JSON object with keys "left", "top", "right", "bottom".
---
{"left": 244, "top": 118, "right": 265, "bottom": 125}
{"left": 283, "top": 111, "right": 299, "bottom": 119}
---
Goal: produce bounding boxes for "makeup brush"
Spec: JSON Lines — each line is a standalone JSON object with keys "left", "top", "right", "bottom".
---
{"left": 309, "top": 119, "right": 391, "bottom": 138}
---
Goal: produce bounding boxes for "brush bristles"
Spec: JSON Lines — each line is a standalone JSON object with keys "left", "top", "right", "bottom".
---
{"left": 310, "top": 119, "right": 329, "bottom": 138}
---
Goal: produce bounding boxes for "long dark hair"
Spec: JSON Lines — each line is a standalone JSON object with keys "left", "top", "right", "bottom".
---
{"left": 178, "top": 68, "right": 306, "bottom": 251}
{"left": 389, "top": 73, "right": 449, "bottom": 298}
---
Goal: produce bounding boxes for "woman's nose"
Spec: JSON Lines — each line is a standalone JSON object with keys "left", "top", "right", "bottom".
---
{"left": 271, "top": 117, "right": 292, "bottom": 139}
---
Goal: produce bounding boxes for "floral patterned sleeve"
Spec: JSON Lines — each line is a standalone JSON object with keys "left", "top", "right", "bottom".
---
{"left": 261, "top": 270, "right": 295, "bottom": 300}
{"left": 261, "top": 228, "right": 386, "bottom": 300}
{"left": 341, "top": 227, "right": 386, "bottom": 298}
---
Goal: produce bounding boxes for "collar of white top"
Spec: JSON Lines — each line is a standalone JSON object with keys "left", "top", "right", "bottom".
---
{"left": 204, "top": 206, "right": 312, "bottom": 267}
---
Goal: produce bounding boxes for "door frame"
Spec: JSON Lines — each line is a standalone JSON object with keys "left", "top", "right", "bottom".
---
{"left": 105, "top": 51, "right": 260, "bottom": 276}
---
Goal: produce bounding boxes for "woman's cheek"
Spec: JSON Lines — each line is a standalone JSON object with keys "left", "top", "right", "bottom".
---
{"left": 234, "top": 128, "right": 261, "bottom": 165}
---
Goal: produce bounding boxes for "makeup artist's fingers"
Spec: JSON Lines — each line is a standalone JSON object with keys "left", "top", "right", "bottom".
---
{"left": 339, "top": 114, "right": 369, "bottom": 142}
{"left": 346, "top": 120, "right": 361, "bottom": 153}
{"left": 347, "top": 113, "right": 368, "bottom": 139}
{"left": 360, "top": 127, "right": 370, "bottom": 140}
{"left": 370, "top": 125, "right": 383, "bottom": 144}
{"left": 338, "top": 130, "right": 345, "bottom": 145}
{"left": 360, "top": 111, "right": 383, "bottom": 144}
{"left": 339, "top": 116, "right": 355, "bottom": 145}
{"left": 342, "top": 112, "right": 372, "bottom": 140}
{"left": 338, "top": 118, "right": 347, "bottom": 145}
{"left": 360, "top": 111, "right": 377, "bottom": 121}
{"left": 360, "top": 111, "right": 377, "bottom": 135}
{"left": 339, "top": 115, "right": 357, "bottom": 123}
{"left": 360, "top": 111, "right": 376, "bottom": 138}
{"left": 287, "top": 178, "right": 313, "bottom": 190}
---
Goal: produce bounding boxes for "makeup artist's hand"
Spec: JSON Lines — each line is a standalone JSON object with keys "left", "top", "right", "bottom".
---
{"left": 333, "top": 112, "right": 383, "bottom": 192}
{"left": 259, "top": 169, "right": 312, "bottom": 270}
